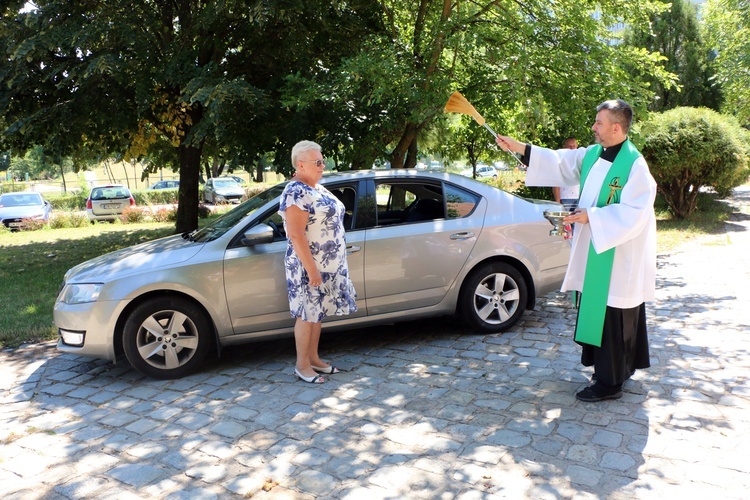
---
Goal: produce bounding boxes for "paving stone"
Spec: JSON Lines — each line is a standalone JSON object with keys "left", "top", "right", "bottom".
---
{"left": 107, "top": 463, "right": 167, "bottom": 488}
{"left": 2, "top": 186, "right": 750, "bottom": 499}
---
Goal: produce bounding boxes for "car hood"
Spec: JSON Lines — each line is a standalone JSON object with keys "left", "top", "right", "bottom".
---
{"left": 0, "top": 206, "right": 46, "bottom": 219}
{"left": 213, "top": 186, "right": 245, "bottom": 196}
{"left": 65, "top": 234, "right": 205, "bottom": 283}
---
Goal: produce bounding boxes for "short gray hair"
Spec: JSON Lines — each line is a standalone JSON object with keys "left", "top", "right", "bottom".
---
{"left": 291, "top": 140, "right": 322, "bottom": 168}
{"left": 596, "top": 99, "right": 633, "bottom": 134}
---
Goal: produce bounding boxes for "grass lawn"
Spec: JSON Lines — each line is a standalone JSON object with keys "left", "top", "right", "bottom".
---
{"left": 0, "top": 190, "right": 739, "bottom": 349}
{"left": 0, "top": 222, "right": 176, "bottom": 347}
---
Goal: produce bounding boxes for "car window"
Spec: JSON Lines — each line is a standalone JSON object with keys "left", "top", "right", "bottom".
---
{"left": 91, "top": 187, "right": 130, "bottom": 200}
{"left": 328, "top": 186, "right": 357, "bottom": 231}
{"left": 445, "top": 184, "right": 480, "bottom": 219}
{"left": 190, "top": 183, "right": 286, "bottom": 243}
{"left": 374, "top": 181, "right": 445, "bottom": 226}
{"left": 214, "top": 179, "right": 238, "bottom": 187}
{"left": 0, "top": 194, "right": 40, "bottom": 206}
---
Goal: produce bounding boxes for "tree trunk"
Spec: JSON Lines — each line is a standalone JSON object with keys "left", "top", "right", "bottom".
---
{"left": 59, "top": 163, "right": 67, "bottom": 193}
{"left": 175, "top": 143, "right": 202, "bottom": 233}
{"left": 404, "top": 137, "right": 418, "bottom": 168}
{"left": 391, "top": 123, "right": 419, "bottom": 168}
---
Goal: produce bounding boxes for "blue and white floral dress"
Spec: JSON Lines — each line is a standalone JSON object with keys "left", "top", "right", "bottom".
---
{"left": 278, "top": 181, "right": 358, "bottom": 322}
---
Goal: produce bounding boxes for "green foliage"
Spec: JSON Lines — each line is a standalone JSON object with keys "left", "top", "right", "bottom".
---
{"left": 624, "top": 0, "right": 721, "bottom": 112}
{"left": 0, "top": 0, "right": 694, "bottom": 230}
{"left": 703, "top": 0, "right": 750, "bottom": 125}
{"left": 133, "top": 189, "right": 180, "bottom": 206}
{"left": 0, "top": 182, "right": 28, "bottom": 194}
{"left": 638, "top": 107, "right": 750, "bottom": 218}
{"left": 46, "top": 193, "right": 88, "bottom": 211}
{"left": 0, "top": 223, "right": 176, "bottom": 347}
{"left": 49, "top": 213, "right": 89, "bottom": 229}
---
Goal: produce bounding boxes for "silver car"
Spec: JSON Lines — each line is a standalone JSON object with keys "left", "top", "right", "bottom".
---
{"left": 203, "top": 177, "right": 245, "bottom": 204}
{"left": 55, "top": 171, "right": 569, "bottom": 379}
{"left": 0, "top": 192, "right": 53, "bottom": 230}
{"left": 86, "top": 184, "right": 136, "bottom": 222}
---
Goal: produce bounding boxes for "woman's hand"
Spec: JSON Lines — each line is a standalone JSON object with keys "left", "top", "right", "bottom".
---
{"left": 308, "top": 269, "right": 323, "bottom": 287}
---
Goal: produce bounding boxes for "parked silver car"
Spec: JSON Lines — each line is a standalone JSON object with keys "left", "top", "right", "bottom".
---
{"left": 0, "top": 192, "right": 53, "bottom": 230}
{"left": 203, "top": 177, "right": 245, "bottom": 204}
{"left": 55, "top": 170, "right": 569, "bottom": 379}
{"left": 86, "top": 184, "right": 136, "bottom": 222}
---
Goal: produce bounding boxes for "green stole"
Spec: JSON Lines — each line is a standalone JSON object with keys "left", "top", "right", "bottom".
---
{"left": 574, "top": 139, "right": 641, "bottom": 346}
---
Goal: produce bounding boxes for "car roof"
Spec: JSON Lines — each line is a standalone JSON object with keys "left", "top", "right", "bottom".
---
{"left": 319, "top": 169, "right": 496, "bottom": 190}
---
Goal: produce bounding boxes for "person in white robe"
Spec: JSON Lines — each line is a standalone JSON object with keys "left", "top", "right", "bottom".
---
{"left": 496, "top": 99, "right": 657, "bottom": 402}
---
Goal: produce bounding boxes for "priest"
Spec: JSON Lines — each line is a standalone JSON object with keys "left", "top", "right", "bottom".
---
{"left": 496, "top": 99, "right": 657, "bottom": 402}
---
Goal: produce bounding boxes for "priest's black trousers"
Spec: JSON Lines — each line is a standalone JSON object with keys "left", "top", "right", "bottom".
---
{"left": 579, "top": 303, "right": 650, "bottom": 387}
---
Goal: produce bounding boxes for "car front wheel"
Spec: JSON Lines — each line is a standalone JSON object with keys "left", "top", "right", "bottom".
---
{"left": 459, "top": 262, "right": 528, "bottom": 333}
{"left": 123, "top": 296, "right": 212, "bottom": 379}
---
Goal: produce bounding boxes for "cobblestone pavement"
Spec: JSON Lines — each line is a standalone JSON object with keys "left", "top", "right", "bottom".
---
{"left": 2, "top": 188, "right": 749, "bottom": 499}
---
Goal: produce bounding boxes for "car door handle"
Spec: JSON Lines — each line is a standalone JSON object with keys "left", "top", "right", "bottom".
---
{"left": 346, "top": 245, "right": 361, "bottom": 254}
{"left": 450, "top": 232, "right": 475, "bottom": 240}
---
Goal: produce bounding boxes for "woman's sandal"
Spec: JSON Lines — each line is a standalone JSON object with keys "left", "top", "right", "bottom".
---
{"left": 294, "top": 368, "right": 325, "bottom": 384}
{"left": 312, "top": 365, "right": 341, "bottom": 374}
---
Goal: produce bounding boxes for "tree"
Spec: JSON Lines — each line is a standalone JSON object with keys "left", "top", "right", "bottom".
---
{"left": 638, "top": 107, "right": 750, "bottom": 218}
{"left": 0, "top": 1, "right": 383, "bottom": 230}
{"left": 624, "top": 0, "right": 722, "bottom": 112}
{"left": 703, "top": 0, "right": 750, "bottom": 125}
{"left": 0, "top": 1, "right": 301, "bottom": 232}
{"left": 283, "top": 0, "right": 675, "bottom": 168}
{"left": 2, "top": 0, "right": 679, "bottom": 228}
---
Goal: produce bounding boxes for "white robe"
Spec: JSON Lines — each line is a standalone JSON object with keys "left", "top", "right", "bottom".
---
{"left": 525, "top": 144, "right": 657, "bottom": 309}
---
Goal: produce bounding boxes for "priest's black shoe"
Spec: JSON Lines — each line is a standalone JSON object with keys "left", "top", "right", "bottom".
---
{"left": 576, "top": 382, "right": 623, "bottom": 402}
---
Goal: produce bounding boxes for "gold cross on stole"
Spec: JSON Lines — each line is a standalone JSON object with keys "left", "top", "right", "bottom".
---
{"left": 606, "top": 177, "right": 623, "bottom": 205}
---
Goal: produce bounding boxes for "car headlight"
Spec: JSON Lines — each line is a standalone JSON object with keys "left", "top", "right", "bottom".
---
{"left": 59, "top": 283, "right": 103, "bottom": 304}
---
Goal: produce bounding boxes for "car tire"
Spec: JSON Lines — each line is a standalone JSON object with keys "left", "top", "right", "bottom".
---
{"left": 459, "top": 261, "right": 528, "bottom": 333}
{"left": 123, "top": 296, "right": 213, "bottom": 379}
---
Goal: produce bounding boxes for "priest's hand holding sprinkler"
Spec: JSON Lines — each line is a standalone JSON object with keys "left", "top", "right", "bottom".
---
{"left": 443, "top": 91, "right": 526, "bottom": 170}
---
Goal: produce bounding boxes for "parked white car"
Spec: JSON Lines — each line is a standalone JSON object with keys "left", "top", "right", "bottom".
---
{"left": 460, "top": 164, "right": 498, "bottom": 179}
{"left": 86, "top": 185, "right": 136, "bottom": 222}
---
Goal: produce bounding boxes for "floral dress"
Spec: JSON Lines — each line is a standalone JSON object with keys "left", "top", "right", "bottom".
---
{"left": 278, "top": 181, "right": 358, "bottom": 322}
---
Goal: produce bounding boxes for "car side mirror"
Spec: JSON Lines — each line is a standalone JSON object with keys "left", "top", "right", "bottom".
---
{"left": 240, "top": 224, "right": 275, "bottom": 246}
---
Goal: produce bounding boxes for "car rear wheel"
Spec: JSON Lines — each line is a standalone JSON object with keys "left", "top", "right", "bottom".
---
{"left": 459, "top": 262, "right": 528, "bottom": 333}
{"left": 123, "top": 296, "right": 212, "bottom": 379}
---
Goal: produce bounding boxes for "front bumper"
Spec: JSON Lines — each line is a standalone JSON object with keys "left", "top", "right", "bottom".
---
{"left": 54, "top": 297, "right": 128, "bottom": 361}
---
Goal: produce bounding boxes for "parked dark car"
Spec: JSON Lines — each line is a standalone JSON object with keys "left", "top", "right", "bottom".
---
{"left": 0, "top": 192, "right": 53, "bottom": 229}
{"left": 149, "top": 180, "right": 180, "bottom": 190}
{"left": 55, "top": 170, "right": 569, "bottom": 379}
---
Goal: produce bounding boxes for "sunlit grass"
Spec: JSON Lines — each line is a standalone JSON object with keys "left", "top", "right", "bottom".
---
{"left": 655, "top": 191, "right": 734, "bottom": 253}
{"left": 0, "top": 222, "right": 175, "bottom": 347}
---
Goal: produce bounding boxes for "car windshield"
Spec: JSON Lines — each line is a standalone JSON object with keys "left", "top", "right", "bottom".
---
{"left": 188, "top": 183, "right": 287, "bottom": 242}
{"left": 214, "top": 179, "right": 239, "bottom": 187}
{"left": 91, "top": 187, "right": 130, "bottom": 200}
{"left": 0, "top": 194, "right": 43, "bottom": 207}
